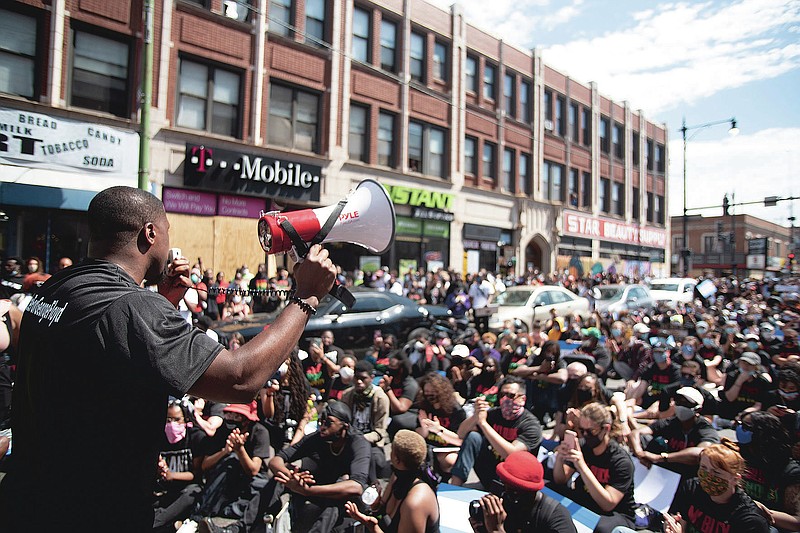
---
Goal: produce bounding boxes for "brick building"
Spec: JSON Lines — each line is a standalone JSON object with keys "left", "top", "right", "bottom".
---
{"left": 670, "top": 214, "right": 793, "bottom": 277}
{"left": 0, "top": 0, "right": 669, "bottom": 277}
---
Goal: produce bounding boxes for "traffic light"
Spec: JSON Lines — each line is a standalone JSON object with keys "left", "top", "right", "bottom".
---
{"left": 716, "top": 221, "right": 724, "bottom": 240}
{"left": 722, "top": 194, "right": 730, "bottom": 216}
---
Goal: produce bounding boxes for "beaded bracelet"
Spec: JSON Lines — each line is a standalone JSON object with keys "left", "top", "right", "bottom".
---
{"left": 289, "top": 296, "right": 317, "bottom": 316}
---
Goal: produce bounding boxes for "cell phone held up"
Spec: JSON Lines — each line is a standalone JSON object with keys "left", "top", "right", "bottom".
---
{"left": 168, "top": 248, "right": 182, "bottom": 264}
{"left": 563, "top": 429, "right": 578, "bottom": 451}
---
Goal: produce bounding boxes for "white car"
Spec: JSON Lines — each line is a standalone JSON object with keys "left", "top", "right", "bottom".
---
{"left": 488, "top": 285, "right": 591, "bottom": 333}
{"left": 593, "top": 284, "right": 655, "bottom": 315}
{"left": 648, "top": 278, "right": 696, "bottom": 308}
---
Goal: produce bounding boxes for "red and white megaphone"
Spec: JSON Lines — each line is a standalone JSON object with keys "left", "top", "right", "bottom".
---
{"left": 258, "top": 179, "right": 395, "bottom": 256}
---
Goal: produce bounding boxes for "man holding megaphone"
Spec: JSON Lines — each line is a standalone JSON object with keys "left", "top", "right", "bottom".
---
{"left": 0, "top": 186, "right": 337, "bottom": 533}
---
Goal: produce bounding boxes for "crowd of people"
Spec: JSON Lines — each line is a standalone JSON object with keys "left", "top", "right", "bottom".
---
{"left": 1, "top": 198, "right": 800, "bottom": 532}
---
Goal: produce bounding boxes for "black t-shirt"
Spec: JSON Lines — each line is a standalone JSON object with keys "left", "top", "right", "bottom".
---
{"left": 478, "top": 408, "right": 542, "bottom": 462}
{"left": 302, "top": 356, "right": 332, "bottom": 397}
{"left": 640, "top": 362, "right": 681, "bottom": 408}
{"left": 670, "top": 478, "right": 769, "bottom": 533}
{"left": 648, "top": 417, "right": 720, "bottom": 478}
{"left": 571, "top": 440, "right": 635, "bottom": 518}
{"left": 503, "top": 492, "right": 578, "bottom": 533}
{"left": 278, "top": 430, "right": 370, "bottom": 489}
{"left": 201, "top": 421, "right": 273, "bottom": 469}
{"left": 720, "top": 370, "right": 772, "bottom": 418}
{"left": 390, "top": 375, "right": 419, "bottom": 407}
{"left": 422, "top": 406, "right": 466, "bottom": 446}
{"left": 0, "top": 273, "right": 25, "bottom": 299}
{"left": 740, "top": 453, "right": 800, "bottom": 512}
{"left": 0, "top": 260, "right": 223, "bottom": 532}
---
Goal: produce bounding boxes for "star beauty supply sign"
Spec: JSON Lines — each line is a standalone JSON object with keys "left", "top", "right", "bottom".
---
{"left": 562, "top": 210, "right": 667, "bottom": 248}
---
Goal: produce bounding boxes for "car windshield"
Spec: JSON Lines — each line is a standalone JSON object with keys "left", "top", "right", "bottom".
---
{"left": 316, "top": 294, "right": 344, "bottom": 314}
{"left": 595, "top": 287, "right": 624, "bottom": 301}
{"left": 650, "top": 282, "right": 679, "bottom": 292}
{"left": 494, "top": 290, "right": 533, "bottom": 306}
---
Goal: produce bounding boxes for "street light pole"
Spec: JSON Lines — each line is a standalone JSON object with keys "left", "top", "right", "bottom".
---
{"left": 680, "top": 116, "right": 738, "bottom": 277}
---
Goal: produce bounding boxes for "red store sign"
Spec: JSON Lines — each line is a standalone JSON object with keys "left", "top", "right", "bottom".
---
{"left": 562, "top": 210, "right": 666, "bottom": 248}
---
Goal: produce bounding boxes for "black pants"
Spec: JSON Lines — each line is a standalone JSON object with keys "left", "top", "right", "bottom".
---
{"left": 251, "top": 478, "right": 354, "bottom": 533}
{"left": 153, "top": 483, "right": 202, "bottom": 531}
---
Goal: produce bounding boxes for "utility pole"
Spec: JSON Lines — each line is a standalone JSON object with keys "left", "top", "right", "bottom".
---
{"left": 138, "top": 0, "right": 154, "bottom": 191}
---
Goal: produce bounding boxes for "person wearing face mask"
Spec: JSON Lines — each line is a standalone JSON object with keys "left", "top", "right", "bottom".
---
{"left": 629, "top": 387, "right": 720, "bottom": 482}
{"left": 184, "top": 267, "right": 208, "bottom": 319}
{"left": 342, "top": 361, "right": 391, "bottom": 482}
{"left": 759, "top": 322, "right": 782, "bottom": 357}
{"left": 558, "top": 372, "right": 629, "bottom": 441}
{"left": 554, "top": 402, "right": 636, "bottom": 533}
{"left": 415, "top": 372, "right": 466, "bottom": 478}
{"left": 260, "top": 349, "right": 311, "bottom": 450}
{"left": 627, "top": 346, "right": 682, "bottom": 420}
{"left": 195, "top": 401, "right": 272, "bottom": 532}
{"left": 328, "top": 354, "right": 356, "bottom": 401}
{"left": 383, "top": 352, "right": 421, "bottom": 438}
{"left": 513, "top": 340, "right": 568, "bottom": 425}
{"left": 469, "top": 451, "right": 577, "bottom": 533}
{"left": 344, "top": 430, "right": 440, "bottom": 533}
{"left": 222, "top": 291, "right": 250, "bottom": 321}
{"left": 153, "top": 399, "right": 204, "bottom": 532}
{"left": 258, "top": 401, "right": 371, "bottom": 532}
{"left": 773, "top": 328, "right": 800, "bottom": 368}
{"left": 466, "top": 355, "right": 503, "bottom": 406}
{"left": 735, "top": 411, "right": 800, "bottom": 531}
{"left": 610, "top": 322, "right": 653, "bottom": 383}
{"left": 450, "top": 376, "right": 542, "bottom": 493}
{"left": 695, "top": 321, "right": 725, "bottom": 386}
{"left": 717, "top": 352, "right": 771, "bottom": 423}
{"left": 572, "top": 327, "right": 612, "bottom": 376}
{"left": 407, "top": 334, "right": 439, "bottom": 378}
{"left": 468, "top": 332, "right": 502, "bottom": 365}
{"left": 663, "top": 441, "right": 770, "bottom": 533}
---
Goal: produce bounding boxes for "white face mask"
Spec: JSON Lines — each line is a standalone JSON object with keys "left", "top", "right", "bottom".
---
{"left": 339, "top": 366, "right": 355, "bottom": 380}
{"left": 414, "top": 341, "right": 425, "bottom": 351}
{"left": 232, "top": 295, "right": 242, "bottom": 304}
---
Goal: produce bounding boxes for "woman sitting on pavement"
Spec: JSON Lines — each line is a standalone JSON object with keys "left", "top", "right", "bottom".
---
{"left": 345, "top": 429, "right": 440, "bottom": 533}
{"left": 415, "top": 373, "right": 466, "bottom": 478}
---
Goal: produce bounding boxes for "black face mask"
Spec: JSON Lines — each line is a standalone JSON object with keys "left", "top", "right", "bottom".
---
{"left": 577, "top": 389, "right": 593, "bottom": 404}
{"left": 224, "top": 419, "right": 241, "bottom": 432}
{"left": 582, "top": 429, "right": 604, "bottom": 449}
{"left": 392, "top": 467, "right": 418, "bottom": 499}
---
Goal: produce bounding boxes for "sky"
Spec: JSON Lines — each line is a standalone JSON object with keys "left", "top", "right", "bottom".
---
{"left": 428, "top": 0, "right": 800, "bottom": 228}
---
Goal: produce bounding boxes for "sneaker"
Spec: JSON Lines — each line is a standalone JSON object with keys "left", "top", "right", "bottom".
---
{"left": 197, "top": 517, "right": 241, "bottom": 533}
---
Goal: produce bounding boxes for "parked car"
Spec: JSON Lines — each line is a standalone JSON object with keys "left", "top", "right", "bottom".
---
{"left": 647, "top": 277, "right": 696, "bottom": 308}
{"left": 488, "top": 285, "right": 592, "bottom": 333}
{"left": 211, "top": 288, "right": 451, "bottom": 353}
{"left": 593, "top": 284, "right": 654, "bottom": 315}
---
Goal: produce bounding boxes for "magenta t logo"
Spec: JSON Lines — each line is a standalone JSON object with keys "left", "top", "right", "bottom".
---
{"left": 191, "top": 145, "right": 213, "bottom": 172}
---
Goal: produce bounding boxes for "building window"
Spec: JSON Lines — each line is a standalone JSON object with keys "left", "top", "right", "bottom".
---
{"left": 176, "top": 59, "right": 241, "bottom": 137}
{"left": 377, "top": 111, "right": 395, "bottom": 167}
{"left": 582, "top": 171, "right": 592, "bottom": 208}
{"left": 482, "top": 142, "right": 496, "bottom": 181}
{"left": 503, "top": 73, "right": 515, "bottom": 118}
{"left": 544, "top": 89, "right": 553, "bottom": 124}
{"left": 613, "top": 122, "right": 624, "bottom": 159}
{"left": 556, "top": 95, "right": 566, "bottom": 136}
{"left": 581, "top": 107, "right": 591, "bottom": 146}
{"left": 673, "top": 236, "right": 684, "bottom": 250}
{"left": 409, "top": 32, "right": 425, "bottom": 83}
{"left": 599, "top": 178, "right": 610, "bottom": 213}
{"left": 408, "top": 121, "right": 446, "bottom": 177}
{"left": 612, "top": 182, "right": 624, "bottom": 216}
{"left": 703, "top": 235, "right": 718, "bottom": 254}
{"left": 519, "top": 153, "right": 530, "bottom": 195}
{"left": 646, "top": 191, "right": 654, "bottom": 221}
{"left": 305, "top": 0, "right": 326, "bottom": 44}
{"left": 71, "top": 30, "right": 130, "bottom": 117}
{"left": 465, "top": 55, "right": 477, "bottom": 93}
{"left": 599, "top": 116, "right": 610, "bottom": 153}
{"left": 464, "top": 136, "right": 477, "bottom": 176}
{"left": 270, "top": 0, "right": 293, "bottom": 37}
{"left": 568, "top": 168, "right": 579, "bottom": 207}
{"left": 348, "top": 103, "right": 368, "bottom": 162}
{"left": 0, "top": 9, "right": 37, "bottom": 99}
{"left": 352, "top": 7, "right": 370, "bottom": 63}
{"left": 483, "top": 63, "right": 496, "bottom": 100}
{"left": 569, "top": 103, "right": 579, "bottom": 143}
{"left": 646, "top": 139, "right": 654, "bottom": 171}
{"left": 632, "top": 187, "right": 640, "bottom": 220}
{"left": 268, "top": 83, "right": 319, "bottom": 152}
{"left": 433, "top": 41, "right": 447, "bottom": 81}
{"left": 656, "top": 143, "right": 666, "bottom": 172}
{"left": 379, "top": 19, "right": 397, "bottom": 72}
{"left": 632, "top": 131, "right": 640, "bottom": 165}
{"left": 502, "top": 148, "right": 514, "bottom": 192}
{"left": 520, "top": 80, "right": 531, "bottom": 122}
{"left": 543, "top": 160, "right": 563, "bottom": 201}
{"left": 656, "top": 194, "right": 665, "bottom": 224}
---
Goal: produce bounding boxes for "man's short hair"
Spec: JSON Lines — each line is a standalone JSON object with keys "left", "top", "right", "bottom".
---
{"left": 499, "top": 375, "right": 525, "bottom": 391}
{"left": 354, "top": 360, "right": 374, "bottom": 375}
{"left": 88, "top": 186, "right": 165, "bottom": 247}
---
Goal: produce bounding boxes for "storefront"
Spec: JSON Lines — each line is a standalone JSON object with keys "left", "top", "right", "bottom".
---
{"left": 559, "top": 209, "right": 668, "bottom": 278}
{"left": 463, "top": 224, "right": 512, "bottom": 274}
{"left": 168, "top": 142, "right": 324, "bottom": 278}
{"left": 0, "top": 105, "right": 139, "bottom": 271}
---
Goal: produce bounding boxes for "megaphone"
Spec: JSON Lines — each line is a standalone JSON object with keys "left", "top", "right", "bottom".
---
{"left": 258, "top": 179, "right": 395, "bottom": 256}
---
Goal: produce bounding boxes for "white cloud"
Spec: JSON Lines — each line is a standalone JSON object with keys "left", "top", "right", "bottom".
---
{"left": 667, "top": 127, "right": 800, "bottom": 226}
{"left": 541, "top": 0, "right": 800, "bottom": 113}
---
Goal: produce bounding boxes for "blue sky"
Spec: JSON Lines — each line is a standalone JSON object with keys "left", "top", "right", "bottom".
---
{"left": 429, "top": 0, "right": 800, "bottom": 227}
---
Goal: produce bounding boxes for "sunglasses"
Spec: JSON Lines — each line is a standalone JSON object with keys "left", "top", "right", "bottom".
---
{"left": 498, "top": 392, "right": 524, "bottom": 400}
